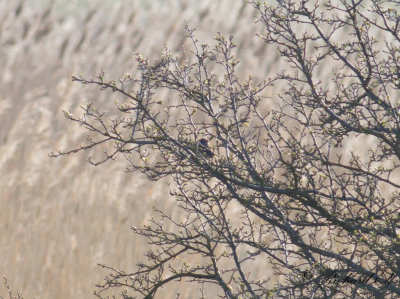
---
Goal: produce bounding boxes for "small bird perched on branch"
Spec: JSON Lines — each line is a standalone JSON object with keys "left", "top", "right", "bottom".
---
{"left": 198, "top": 138, "right": 214, "bottom": 158}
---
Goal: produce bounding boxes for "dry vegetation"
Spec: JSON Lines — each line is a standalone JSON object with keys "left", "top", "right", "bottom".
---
{"left": 1, "top": 0, "right": 395, "bottom": 298}
{"left": 0, "top": 1, "right": 274, "bottom": 298}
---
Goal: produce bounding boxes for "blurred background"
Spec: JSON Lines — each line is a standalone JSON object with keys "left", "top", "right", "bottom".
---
{"left": 0, "top": 0, "right": 284, "bottom": 297}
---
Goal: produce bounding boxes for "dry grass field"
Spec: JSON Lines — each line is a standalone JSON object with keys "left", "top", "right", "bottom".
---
{"left": 2, "top": 0, "right": 397, "bottom": 298}
{"left": 0, "top": 0, "right": 281, "bottom": 298}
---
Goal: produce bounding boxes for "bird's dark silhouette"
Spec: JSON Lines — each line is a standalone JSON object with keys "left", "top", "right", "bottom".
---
{"left": 198, "top": 138, "right": 214, "bottom": 158}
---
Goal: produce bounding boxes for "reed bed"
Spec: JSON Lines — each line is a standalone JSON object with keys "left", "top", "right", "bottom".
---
{"left": 0, "top": 0, "right": 387, "bottom": 298}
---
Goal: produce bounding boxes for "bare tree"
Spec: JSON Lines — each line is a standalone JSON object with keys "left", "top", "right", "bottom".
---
{"left": 52, "top": 1, "right": 400, "bottom": 298}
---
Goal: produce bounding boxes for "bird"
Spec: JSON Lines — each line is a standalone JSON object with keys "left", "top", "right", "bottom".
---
{"left": 198, "top": 138, "right": 214, "bottom": 158}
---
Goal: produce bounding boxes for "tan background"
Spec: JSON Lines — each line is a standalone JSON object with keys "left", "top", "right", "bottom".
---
{"left": 2, "top": 0, "right": 392, "bottom": 298}
{"left": 0, "top": 0, "right": 281, "bottom": 298}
